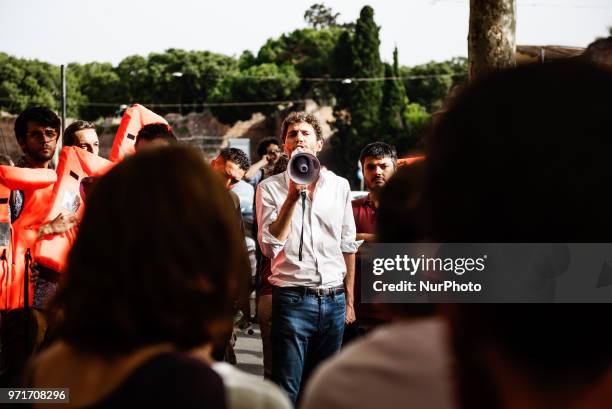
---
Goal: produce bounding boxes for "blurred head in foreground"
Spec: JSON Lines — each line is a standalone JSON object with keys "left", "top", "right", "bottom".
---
{"left": 424, "top": 61, "right": 612, "bottom": 409}
{"left": 52, "top": 145, "right": 250, "bottom": 357}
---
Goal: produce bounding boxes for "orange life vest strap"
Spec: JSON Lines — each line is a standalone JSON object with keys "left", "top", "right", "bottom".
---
{"left": 108, "top": 104, "right": 167, "bottom": 162}
{"left": 0, "top": 166, "right": 57, "bottom": 191}
{"left": 34, "top": 147, "right": 113, "bottom": 273}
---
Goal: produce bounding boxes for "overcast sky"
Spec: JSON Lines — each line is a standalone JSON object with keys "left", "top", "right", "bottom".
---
{"left": 1, "top": 0, "right": 610, "bottom": 67}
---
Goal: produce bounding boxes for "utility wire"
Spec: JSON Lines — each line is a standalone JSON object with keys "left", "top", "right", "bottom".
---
{"left": 237, "top": 73, "right": 467, "bottom": 81}
{"left": 74, "top": 99, "right": 310, "bottom": 108}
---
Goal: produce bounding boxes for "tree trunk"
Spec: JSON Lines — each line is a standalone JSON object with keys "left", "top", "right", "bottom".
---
{"left": 469, "top": 0, "right": 516, "bottom": 80}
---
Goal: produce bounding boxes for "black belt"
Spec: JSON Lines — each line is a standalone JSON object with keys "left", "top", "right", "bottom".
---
{"left": 280, "top": 286, "right": 344, "bottom": 297}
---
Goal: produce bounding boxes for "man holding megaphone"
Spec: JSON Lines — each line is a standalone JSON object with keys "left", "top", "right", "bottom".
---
{"left": 256, "top": 112, "right": 360, "bottom": 404}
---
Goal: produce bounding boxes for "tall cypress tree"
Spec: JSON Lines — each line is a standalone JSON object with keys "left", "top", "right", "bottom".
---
{"left": 380, "top": 47, "right": 415, "bottom": 153}
{"left": 351, "top": 6, "right": 384, "bottom": 132}
{"left": 330, "top": 6, "right": 383, "bottom": 186}
{"left": 379, "top": 63, "right": 404, "bottom": 141}
{"left": 330, "top": 29, "right": 359, "bottom": 185}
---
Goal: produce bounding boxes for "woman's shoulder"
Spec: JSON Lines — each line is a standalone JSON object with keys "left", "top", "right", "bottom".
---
{"left": 29, "top": 346, "right": 226, "bottom": 409}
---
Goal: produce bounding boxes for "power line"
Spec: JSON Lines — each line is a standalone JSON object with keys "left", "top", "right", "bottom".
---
{"left": 238, "top": 73, "right": 467, "bottom": 82}
{"left": 74, "top": 99, "right": 310, "bottom": 108}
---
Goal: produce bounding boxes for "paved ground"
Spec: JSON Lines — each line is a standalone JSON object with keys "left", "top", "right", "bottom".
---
{"left": 234, "top": 322, "right": 265, "bottom": 376}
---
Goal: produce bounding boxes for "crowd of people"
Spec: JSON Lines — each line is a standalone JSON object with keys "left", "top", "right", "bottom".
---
{"left": 0, "top": 47, "right": 611, "bottom": 409}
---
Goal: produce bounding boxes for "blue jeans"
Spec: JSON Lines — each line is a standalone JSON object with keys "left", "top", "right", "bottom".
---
{"left": 271, "top": 286, "right": 346, "bottom": 405}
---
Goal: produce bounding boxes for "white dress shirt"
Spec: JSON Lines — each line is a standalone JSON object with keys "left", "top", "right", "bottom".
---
{"left": 256, "top": 170, "right": 360, "bottom": 288}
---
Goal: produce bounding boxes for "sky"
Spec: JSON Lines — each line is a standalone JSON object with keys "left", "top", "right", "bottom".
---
{"left": 1, "top": 0, "right": 610, "bottom": 67}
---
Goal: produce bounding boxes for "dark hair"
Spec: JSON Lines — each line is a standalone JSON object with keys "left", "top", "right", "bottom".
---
{"left": 14, "top": 106, "right": 61, "bottom": 142}
{"left": 135, "top": 123, "right": 176, "bottom": 145}
{"left": 256, "top": 137, "right": 282, "bottom": 158}
{"left": 52, "top": 146, "right": 250, "bottom": 357}
{"left": 424, "top": 61, "right": 612, "bottom": 405}
{"left": 280, "top": 112, "right": 323, "bottom": 141}
{"left": 359, "top": 142, "right": 397, "bottom": 167}
{"left": 63, "top": 120, "right": 96, "bottom": 147}
{"left": 219, "top": 147, "right": 250, "bottom": 172}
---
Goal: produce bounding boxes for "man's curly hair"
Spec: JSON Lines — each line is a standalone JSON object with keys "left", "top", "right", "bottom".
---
{"left": 219, "top": 147, "right": 250, "bottom": 172}
{"left": 280, "top": 112, "right": 323, "bottom": 141}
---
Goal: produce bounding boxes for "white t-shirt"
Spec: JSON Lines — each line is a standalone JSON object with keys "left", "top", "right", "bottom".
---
{"left": 212, "top": 362, "right": 292, "bottom": 409}
{"left": 300, "top": 317, "right": 456, "bottom": 409}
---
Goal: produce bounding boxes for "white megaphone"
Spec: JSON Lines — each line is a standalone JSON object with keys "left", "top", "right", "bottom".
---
{"left": 288, "top": 148, "right": 320, "bottom": 185}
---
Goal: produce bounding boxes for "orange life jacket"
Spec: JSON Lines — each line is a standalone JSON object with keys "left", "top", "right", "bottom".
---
{"left": 0, "top": 182, "right": 13, "bottom": 310}
{"left": 0, "top": 166, "right": 56, "bottom": 310}
{"left": 34, "top": 147, "right": 114, "bottom": 273}
{"left": 108, "top": 104, "right": 168, "bottom": 162}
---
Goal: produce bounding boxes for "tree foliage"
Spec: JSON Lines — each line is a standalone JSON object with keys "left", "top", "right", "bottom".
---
{"left": 400, "top": 57, "right": 468, "bottom": 111}
{"left": 330, "top": 6, "right": 384, "bottom": 185}
{"left": 257, "top": 27, "right": 344, "bottom": 103}
{"left": 304, "top": 3, "right": 340, "bottom": 30}
{"left": 0, "top": 53, "right": 61, "bottom": 114}
{"left": 210, "top": 63, "right": 300, "bottom": 124}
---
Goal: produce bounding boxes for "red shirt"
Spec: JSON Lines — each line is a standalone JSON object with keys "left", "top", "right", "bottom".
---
{"left": 352, "top": 194, "right": 376, "bottom": 234}
{"left": 352, "top": 194, "right": 391, "bottom": 324}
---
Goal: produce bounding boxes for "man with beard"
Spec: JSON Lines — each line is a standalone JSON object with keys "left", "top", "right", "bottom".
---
{"left": 256, "top": 112, "right": 359, "bottom": 404}
{"left": 343, "top": 142, "right": 397, "bottom": 344}
{"left": 10, "top": 107, "right": 61, "bottom": 221}
{"left": 0, "top": 107, "right": 60, "bottom": 384}
{"left": 353, "top": 142, "right": 397, "bottom": 243}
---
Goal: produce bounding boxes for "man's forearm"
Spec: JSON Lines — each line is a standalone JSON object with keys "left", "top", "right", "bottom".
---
{"left": 343, "top": 252, "right": 355, "bottom": 306}
{"left": 245, "top": 158, "right": 267, "bottom": 181}
{"left": 268, "top": 195, "right": 298, "bottom": 242}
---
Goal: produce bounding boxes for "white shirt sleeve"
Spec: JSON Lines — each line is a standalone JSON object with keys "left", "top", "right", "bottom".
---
{"left": 340, "top": 179, "right": 361, "bottom": 253}
{"left": 256, "top": 182, "right": 287, "bottom": 259}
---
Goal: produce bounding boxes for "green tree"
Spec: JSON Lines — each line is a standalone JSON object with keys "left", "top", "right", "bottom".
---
{"left": 112, "top": 49, "right": 237, "bottom": 115}
{"left": 0, "top": 53, "right": 61, "bottom": 115}
{"left": 400, "top": 57, "right": 467, "bottom": 112}
{"left": 330, "top": 6, "right": 383, "bottom": 185}
{"left": 304, "top": 3, "right": 340, "bottom": 30}
{"left": 257, "top": 27, "right": 344, "bottom": 103}
{"left": 351, "top": 6, "right": 383, "bottom": 131}
{"left": 210, "top": 63, "right": 300, "bottom": 124}
{"left": 69, "top": 62, "right": 121, "bottom": 120}
{"left": 329, "top": 30, "right": 356, "bottom": 182}
{"left": 114, "top": 54, "right": 153, "bottom": 105}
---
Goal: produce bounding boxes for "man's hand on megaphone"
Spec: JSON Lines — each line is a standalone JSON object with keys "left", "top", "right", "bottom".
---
{"left": 288, "top": 179, "right": 312, "bottom": 202}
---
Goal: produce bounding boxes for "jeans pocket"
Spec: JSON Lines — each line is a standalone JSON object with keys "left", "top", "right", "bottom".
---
{"left": 333, "top": 292, "right": 346, "bottom": 307}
